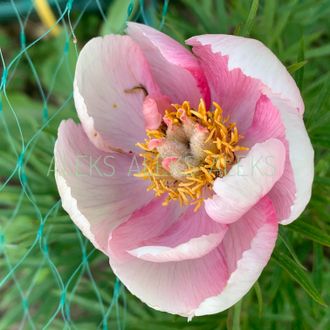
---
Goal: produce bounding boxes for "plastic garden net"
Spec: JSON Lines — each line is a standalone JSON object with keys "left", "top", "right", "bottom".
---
{"left": 0, "top": 1, "right": 330, "bottom": 329}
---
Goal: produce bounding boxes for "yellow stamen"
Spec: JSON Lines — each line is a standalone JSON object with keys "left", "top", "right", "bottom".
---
{"left": 135, "top": 99, "right": 247, "bottom": 211}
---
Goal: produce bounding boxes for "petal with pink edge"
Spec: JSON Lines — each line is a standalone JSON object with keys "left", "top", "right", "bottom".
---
{"left": 108, "top": 197, "right": 277, "bottom": 317}
{"left": 128, "top": 207, "right": 227, "bottom": 262}
{"left": 74, "top": 35, "right": 161, "bottom": 153}
{"left": 187, "top": 35, "right": 304, "bottom": 114}
{"left": 194, "top": 197, "right": 278, "bottom": 316}
{"left": 205, "top": 138, "right": 286, "bottom": 224}
{"left": 126, "top": 22, "right": 210, "bottom": 108}
{"left": 54, "top": 120, "right": 154, "bottom": 252}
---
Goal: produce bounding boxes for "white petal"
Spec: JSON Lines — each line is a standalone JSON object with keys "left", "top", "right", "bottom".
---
{"left": 270, "top": 97, "right": 314, "bottom": 224}
{"left": 205, "top": 139, "right": 286, "bottom": 224}
{"left": 54, "top": 120, "right": 153, "bottom": 252}
{"left": 74, "top": 35, "right": 160, "bottom": 153}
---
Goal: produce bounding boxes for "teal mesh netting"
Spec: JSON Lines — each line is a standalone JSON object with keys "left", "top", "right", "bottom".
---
{"left": 1, "top": 1, "right": 330, "bottom": 329}
{"left": 0, "top": 1, "right": 169, "bottom": 328}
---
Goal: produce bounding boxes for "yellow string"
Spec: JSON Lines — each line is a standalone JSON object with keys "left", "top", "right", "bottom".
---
{"left": 34, "top": 0, "right": 61, "bottom": 36}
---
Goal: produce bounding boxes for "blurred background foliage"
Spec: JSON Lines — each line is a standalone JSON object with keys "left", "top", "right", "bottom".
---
{"left": 0, "top": 0, "right": 329, "bottom": 329}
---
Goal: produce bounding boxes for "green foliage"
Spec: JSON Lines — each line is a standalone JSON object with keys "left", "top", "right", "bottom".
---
{"left": 0, "top": 0, "right": 330, "bottom": 329}
{"left": 101, "top": 0, "right": 139, "bottom": 35}
{"left": 272, "top": 249, "right": 326, "bottom": 306}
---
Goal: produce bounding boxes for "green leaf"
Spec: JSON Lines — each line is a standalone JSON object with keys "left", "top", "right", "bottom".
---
{"left": 314, "top": 175, "right": 330, "bottom": 187}
{"left": 272, "top": 250, "right": 326, "bottom": 306}
{"left": 242, "top": 0, "right": 259, "bottom": 36}
{"left": 313, "top": 243, "right": 324, "bottom": 292}
{"left": 306, "top": 44, "right": 330, "bottom": 59}
{"left": 254, "top": 282, "right": 263, "bottom": 317}
{"left": 288, "top": 221, "right": 330, "bottom": 247}
{"left": 269, "top": 0, "right": 298, "bottom": 47}
{"left": 101, "top": 0, "right": 139, "bottom": 35}
{"left": 294, "top": 38, "right": 305, "bottom": 89}
{"left": 278, "top": 231, "right": 307, "bottom": 270}
{"left": 260, "top": 0, "right": 275, "bottom": 46}
{"left": 287, "top": 60, "right": 307, "bottom": 74}
{"left": 232, "top": 299, "right": 242, "bottom": 330}
{"left": 233, "top": 24, "right": 241, "bottom": 36}
{"left": 307, "top": 75, "right": 330, "bottom": 131}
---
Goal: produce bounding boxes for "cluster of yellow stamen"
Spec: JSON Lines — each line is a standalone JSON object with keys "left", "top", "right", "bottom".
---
{"left": 135, "top": 99, "right": 248, "bottom": 210}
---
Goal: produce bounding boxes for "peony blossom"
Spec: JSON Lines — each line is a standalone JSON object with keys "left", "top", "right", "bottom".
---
{"left": 54, "top": 22, "right": 314, "bottom": 318}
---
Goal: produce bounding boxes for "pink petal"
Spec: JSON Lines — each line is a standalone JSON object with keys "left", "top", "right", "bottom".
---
{"left": 269, "top": 96, "right": 314, "bottom": 224}
{"left": 108, "top": 197, "right": 277, "bottom": 317}
{"left": 194, "top": 197, "right": 278, "bottom": 316}
{"left": 205, "top": 139, "right": 286, "bottom": 224}
{"left": 244, "top": 95, "right": 286, "bottom": 146}
{"left": 128, "top": 207, "right": 227, "bottom": 262}
{"left": 74, "top": 35, "right": 161, "bottom": 153}
{"left": 186, "top": 40, "right": 263, "bottom": 132}
{"left": 110, "top": 239, "right": 228, "bottom": 316}
{"left": 142, "top": 95, "right": 169, "bottom": 130}
{"left": 54, "top": 120, "right": 153, "bottom": 253}
{"left": 108, "top": 198, "right": 226, "bottom": 262}
{"left": 126, "top": 22, "right": 210, "bottom": 108}
{"left": 108, "top": 197, "right": 183, "bottom": 261}
{"left": 187, "top": 35, "right": 304, "bottom": 114}
{"left": 244, "top": 95, "right": 296, "bottom": 223}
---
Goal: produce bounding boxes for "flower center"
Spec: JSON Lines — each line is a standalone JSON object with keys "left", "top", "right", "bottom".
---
{"left": 135, "top": 99, "right": 248, "bottom": 211}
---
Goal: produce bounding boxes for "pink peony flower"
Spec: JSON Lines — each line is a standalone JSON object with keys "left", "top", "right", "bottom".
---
{"left": 54, "top": 22, "right": 314, "bottom": 317}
